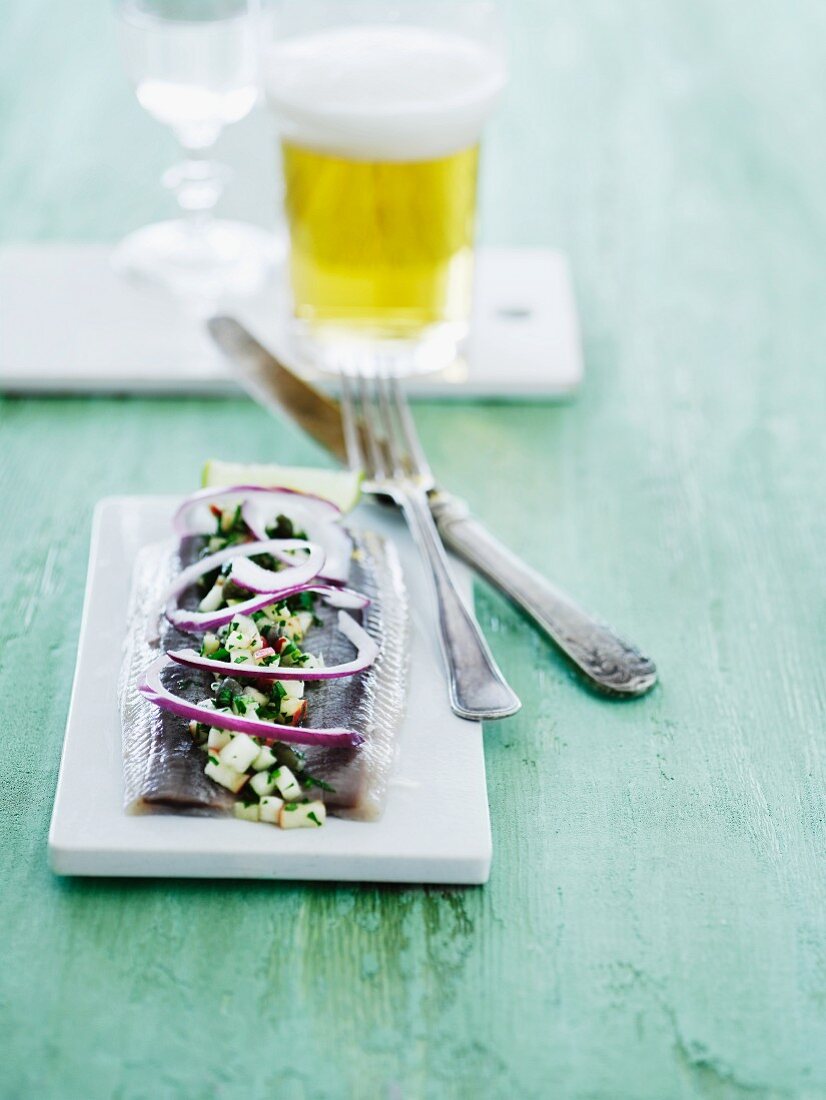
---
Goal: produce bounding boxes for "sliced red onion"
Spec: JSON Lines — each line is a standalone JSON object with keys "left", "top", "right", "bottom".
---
{"left": 139, "top": 656, "right": 363, "bottom": 747}
{"left": 242, "top": 498, "right": 353, "bottom": 584}
{"left": 168, "top": 610, "right": 379, "bottom": 682}
{"left": 169, "top": 581, "right": 368, "bottom": 633}
{"left": 164, "top": 538, "right": 325, "bottom": 631}
{"left": 174, "top": 485, "right": 341, "bottom": 538}
{"left": 227, "top": 549, "right": 323, "bottom": 595}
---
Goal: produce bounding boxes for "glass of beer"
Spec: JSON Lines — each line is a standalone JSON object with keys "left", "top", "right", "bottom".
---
{"left": 260, "top": 1, "right": 507, "bottom": 376}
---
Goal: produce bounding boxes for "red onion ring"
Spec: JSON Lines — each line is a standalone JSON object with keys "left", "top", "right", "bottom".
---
{"left": 242, "top": 498, "right": 353, "bottom": 584}
{"left": 139, "top": 656, "right": 363, "bottom": 747}
{"left": 167, "top": 582, "right": 369, "bottom": 633}
{"left": 168, "top": 610, "right": 379, "bottom": 681}
{"left": 173, "top": 485, "right": 341, "bottom": 539}
{"left": 227, "top": 553, "right": 321, "bottom": 595}
{"left": 164, "top": 538, "right": 325, "bottom": 632}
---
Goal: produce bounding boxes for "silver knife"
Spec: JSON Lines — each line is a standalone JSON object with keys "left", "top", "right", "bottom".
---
{"left": 208, "top": 316, "right": 657, "bottom": 697}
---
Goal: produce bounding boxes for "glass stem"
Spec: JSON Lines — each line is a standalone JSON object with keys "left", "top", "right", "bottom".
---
{"left": 163, "top": 146, "right": 227, "bottom": 233}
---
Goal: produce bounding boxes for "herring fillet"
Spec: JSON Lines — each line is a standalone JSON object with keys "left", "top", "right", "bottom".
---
{"left": 119, "top": 530, "right": 409, "bottom": 820}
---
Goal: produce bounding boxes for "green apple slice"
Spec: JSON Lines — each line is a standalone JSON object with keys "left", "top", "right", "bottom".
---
{"left": 201, "top": 460, "right": 363, "bottom": 513}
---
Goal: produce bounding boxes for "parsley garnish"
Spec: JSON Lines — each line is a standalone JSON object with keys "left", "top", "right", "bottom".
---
{"left": 302, "top": 773, "right": 335, "bottom": 793}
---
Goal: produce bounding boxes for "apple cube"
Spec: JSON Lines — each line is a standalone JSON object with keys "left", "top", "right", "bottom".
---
{"left": 219, "top": 733, "right": 259, "bottom": 773}
{"left": 251, "top": 745, "right": 278, "bottom": 772}
{"left": 259, "top": 796, "right": 284, "bottom": 824}
{"left": 207, "top": 727, "right": 232, "bottom": 750}
{"left": 279, "top": 800, "right": 326, "bottom": 829}
{"left": 272, "top": 765, "right": 302, "bottom": 801}
{"left": 205, "top": 758, "right": 248, "bottom": 793}
{"left": 250, "top": 770, "right": 277, "bottom": 797}
{"left": 242, "top": 685, "right": 269, "bottom": 706}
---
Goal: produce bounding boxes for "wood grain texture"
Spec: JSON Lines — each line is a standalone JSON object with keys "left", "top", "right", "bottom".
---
{"left": 1, "top": 0, "right": 825, "bottom": 1097}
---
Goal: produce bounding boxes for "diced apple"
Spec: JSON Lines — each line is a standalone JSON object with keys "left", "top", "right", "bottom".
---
{"left": 280, "top": 697, "right": 305, "bottom": 722}
{"left": 198, "top": 578, "right": 225, "bottom": 613}
{"left": 272, "top": 765, "right": 302, "bottom": 801}
{"left": 259, "top": 796, "right": 284, "bottom": 824}
{"left": 205, "top": 758, "right": 248, "bottom": 793}
{"left": 242, "top": 685, "right": 269, "bottom": 706}
{"left": 250, "top": 771, "right": 277, "bottom": 797}
{"left": 233, "top": 801, "right": 260, "bottom": 822}
{"left": 219, "top": 733, "right": 260, "bottom": 772}
{"left": 295, "top": 611, "right": 315, "bottom": 637}
{"left": 226, "top": 614, "right": 260, "bottom": 648}
{"left": 279, "top": 800, "right": 326, "bottom": 829}
{"left": 251, "top": 745, "right": 278, "bottom": 771}
{"left": 202, "top": 632, "right": 220, "bottom": 656}
{"left": 283, "top": 616, "right": 303, "bottom": 641}
{"left": 207, "top": 727, "right": 232, "bottom": 750}
{"left": 281, "top": 679, "right": 304, "bottom": 700}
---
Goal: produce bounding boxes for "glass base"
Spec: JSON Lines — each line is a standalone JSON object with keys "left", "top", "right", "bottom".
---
{"left": 112, "top": 219, "right": 280, "bottom": 298}
{"left": 289, "top": 319, "right": 467, "bottom": 378}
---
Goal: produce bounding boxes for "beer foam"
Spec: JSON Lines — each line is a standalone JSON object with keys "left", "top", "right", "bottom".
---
{"left": 262, "top": 25, "right": 506, "bottom": 161}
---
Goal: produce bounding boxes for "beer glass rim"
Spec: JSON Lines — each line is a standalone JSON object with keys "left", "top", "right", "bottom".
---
{"left": 264, "top": 0, "right": 505, "bottom": 54}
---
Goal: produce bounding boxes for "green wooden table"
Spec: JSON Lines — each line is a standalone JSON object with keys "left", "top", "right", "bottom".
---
{"left": 1, "top": 2, "right": 824, "bottom": 1097}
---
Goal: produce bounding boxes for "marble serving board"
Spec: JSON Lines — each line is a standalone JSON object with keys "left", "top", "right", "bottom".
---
{"left": 0, "top": 244, "right": 582, "bottom": 399}
{"left": 48, "top": 495, "right": 493, "bottom": 883}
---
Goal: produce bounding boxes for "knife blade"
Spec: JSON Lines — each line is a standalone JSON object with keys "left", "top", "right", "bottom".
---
{"left": 208, "top": 316, "right": 657, "bottom": 697}
{"left": 208, "top": 316, "right": 348, "bottom": 464}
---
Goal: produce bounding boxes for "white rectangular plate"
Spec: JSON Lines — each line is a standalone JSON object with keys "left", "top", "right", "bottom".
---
{"left": 0, "top": 244, "right": 582, "bottom": 399}
{"left": 48, "top": 497, "right": 492, "bottom": 884}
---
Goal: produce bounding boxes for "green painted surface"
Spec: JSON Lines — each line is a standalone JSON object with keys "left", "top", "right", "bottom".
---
{"left": 1, "top": 1, "right": 825, "bottom": 1097}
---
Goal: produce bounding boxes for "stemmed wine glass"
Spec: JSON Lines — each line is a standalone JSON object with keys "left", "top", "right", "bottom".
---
{"left": 113, "top": 0, "right": 276, "bottom": 297}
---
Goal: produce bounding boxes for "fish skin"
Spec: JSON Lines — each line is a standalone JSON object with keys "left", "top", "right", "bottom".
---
{"left": 119, "top": 531, "right": 409, "bottom": 820}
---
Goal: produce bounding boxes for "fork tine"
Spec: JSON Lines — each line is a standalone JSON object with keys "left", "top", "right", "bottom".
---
{"left": 355, "top": 369, "right": 387, "bottom": 480}
{"left": 338, "top": 370, "right": 366, "bottom": 474}
{"left": 375, "top": 367, "right": 407, "bottom": 478}
{"left": 389, "top": 375, "right": 433, "bottom": 481}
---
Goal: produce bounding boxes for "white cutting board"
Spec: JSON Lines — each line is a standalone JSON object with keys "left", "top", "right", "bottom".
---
{"left": 48, "top": 496, "right": 495, "bottom": 883}
{"left": 0, "top": 244, "right": 582, "bottom": 399}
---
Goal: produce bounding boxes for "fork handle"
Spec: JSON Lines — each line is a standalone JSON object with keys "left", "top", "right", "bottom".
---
{"left": 430, "top": 491, "right": 657, "bottom": 696}
{"left": 400, "top": 489, "right": 521, "bottom": 721}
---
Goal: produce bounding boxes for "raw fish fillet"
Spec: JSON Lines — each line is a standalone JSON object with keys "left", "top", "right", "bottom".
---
{"left": 119, "top": 530, "right": 409, "bottom": 821}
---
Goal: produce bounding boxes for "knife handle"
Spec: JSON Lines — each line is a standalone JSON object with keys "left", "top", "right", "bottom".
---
{"left": 430, "top": 491, "right": 657, "bottom": 696}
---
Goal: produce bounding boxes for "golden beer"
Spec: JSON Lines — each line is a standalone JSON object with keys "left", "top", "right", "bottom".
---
{"left": 282, "top": 142, "right": 479, "bottom": 336}
{"left": 263, "top": 10, "right": 506, "bottom": 372}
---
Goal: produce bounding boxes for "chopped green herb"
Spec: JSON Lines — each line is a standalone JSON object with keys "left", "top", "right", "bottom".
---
{"left": 307, "top": 811, "right": 322, "bottom": 826}
{"left": 302, "top": 774, "right": 336, "bottom": 793}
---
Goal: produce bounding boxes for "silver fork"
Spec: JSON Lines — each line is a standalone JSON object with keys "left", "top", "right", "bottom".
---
{"left": 340, "top": 369, "right": 521, "bottom": 721}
